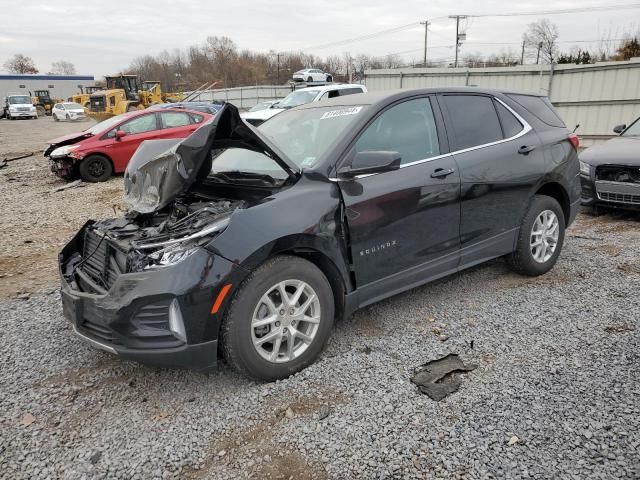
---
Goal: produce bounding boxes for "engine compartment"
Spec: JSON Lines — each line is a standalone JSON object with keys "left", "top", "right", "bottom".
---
{"left": 63, "top": 197, "right": 245, "bottom": 293}
{"left": 596, "top": 165, "right": 640, "bottom": 184}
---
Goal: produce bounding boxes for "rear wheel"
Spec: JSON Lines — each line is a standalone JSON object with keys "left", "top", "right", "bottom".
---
{"left": 221, "top": 256, "right": 334, "bottom": 381}
{"left": 307, "top": 76, "right": 313, "bottom": 82}
{"left": 326, "top": 75, "right": 333, "bottom": 82}
{"left": 508, "top": 195, "right": 565, "bottom": 276}
{"left": 36, "top": 105, "right": 46, "bottom": 117}
{"left": 65, "top": 113, "right": 70, "bottom": 120}
{"left": 78, "top": 155, "right": 112, "bottom": 182}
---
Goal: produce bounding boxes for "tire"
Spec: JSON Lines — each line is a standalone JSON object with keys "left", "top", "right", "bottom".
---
{"left": 326, "top": 75, "right": 333, "bottom": 82}
{"left": 126, "top": 104, "right": 137, "bottom": 112}
{"left": 66, "top": 113, "right": 70, "bottom": 120}
{"left": 36, "top": 105, "right": 46, "bottom": 117}
{"left": 508, "top": 195, "right": 565, "bottom": 276}
{"left": 53, "top": 114, "right": 59, "bottom": 122}
{"left": 221, "top": 255, "right": 335, "bottom": 381}
{"left": 307, "top": 76, "right": 313, "bottom": 82}
{"left": 78, "top": 155, "right": 112, "bottom": 182}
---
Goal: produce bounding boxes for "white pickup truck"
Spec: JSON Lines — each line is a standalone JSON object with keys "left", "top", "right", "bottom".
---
{"left": 2, "top": 94, "right": 38, "bottom": 120}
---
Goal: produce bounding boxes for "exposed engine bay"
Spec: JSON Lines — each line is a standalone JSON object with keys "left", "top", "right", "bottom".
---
{"left": 63, "top": 198, "right": 244, "bottom": 294}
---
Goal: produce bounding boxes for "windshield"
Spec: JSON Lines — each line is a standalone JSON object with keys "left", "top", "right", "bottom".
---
{"left": 64, "top": 103, "right": 84, "bottom": 110}
{"left": 622, "top": 118, "right": 640, "bottom": 136}
{"left": 276, "top": 90, "right": 319, "bottom": 109}
{"left": 83, "top": 114, "right": 127, "bottom": 135}
{"left": 213, "top": 105, "right": 367, "bottom": 177}
{"left": 8, "top": 96, "right": 31, "bottom": 105}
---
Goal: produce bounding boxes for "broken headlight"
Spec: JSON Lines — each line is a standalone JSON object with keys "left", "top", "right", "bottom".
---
{"left": 50, "top": 145, "right": 81, "bottom": 158}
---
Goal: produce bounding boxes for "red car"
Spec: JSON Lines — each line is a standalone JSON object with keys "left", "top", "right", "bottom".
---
{"left": 45, "top": 108, "right": 212, "bottom": 182}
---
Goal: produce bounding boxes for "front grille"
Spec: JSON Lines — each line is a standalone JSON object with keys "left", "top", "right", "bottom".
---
{"left": 78, "top": 229, "right": 126, "bottom": 293}
{"left": 17, "top": 107, "right": 30, "bottom": 112}
{"left": 90, "top": 96, "right": 106, "bottom": 112}
{"left": 596, "top": 165, "right": 640, "bottom": 184}
{"left": 599, "top": 191, "right": 640, "bottom": 205}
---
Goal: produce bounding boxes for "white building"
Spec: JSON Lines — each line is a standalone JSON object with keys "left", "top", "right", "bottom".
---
{"left": 0, "top": 74, "right": 95, "bottom": 101}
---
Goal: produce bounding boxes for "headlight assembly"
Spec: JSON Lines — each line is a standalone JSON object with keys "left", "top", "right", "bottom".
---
{"left": 50, "top": 145, "right": 80, "bottom": 158}
{"left": 579, "top": 160, "right": 591, "bottom": 176}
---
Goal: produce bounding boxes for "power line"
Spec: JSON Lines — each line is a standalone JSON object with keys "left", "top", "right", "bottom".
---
{"left": 302, "top": 23, "right": 420, "bottom": 51}
{"left": 466, "top": 3, "right": 640, "bottom": 17}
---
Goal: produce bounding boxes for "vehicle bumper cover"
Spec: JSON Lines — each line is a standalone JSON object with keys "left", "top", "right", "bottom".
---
{"left": 580, "top": 173, "right": 640, "bottom": 211}
{"left": 59, "top": 226, "right": 243, "bottom": 371}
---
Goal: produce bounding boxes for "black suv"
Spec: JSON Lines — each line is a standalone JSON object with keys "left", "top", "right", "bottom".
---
{"left": 59, "top": 88, "right": 581, "bottom": 380}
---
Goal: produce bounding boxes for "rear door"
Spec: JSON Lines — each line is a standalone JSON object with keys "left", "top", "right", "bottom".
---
{"left": 338, "top": 96, "right": 461, "bottom": 305}
{"left": 438, "top": 93, "right": 544, "bottom": 266}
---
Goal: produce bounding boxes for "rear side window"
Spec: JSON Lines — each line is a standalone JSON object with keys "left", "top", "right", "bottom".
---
{"left": 355, "top": 97, "right": 440, "bottom": 165}
{"left": 507, "top": 94, "right": 565, "bottom": 128}
{"left": 161, "top": 111, "right": 191, "bottom": 128}
{"left": 339, "top": 87, "right": 365, "bottom": 96}
{"left": 442, "top": 95, "right": 503, "bottom": 150}
{"left": 495, "top": 101, "right": 524, "bottom": 138}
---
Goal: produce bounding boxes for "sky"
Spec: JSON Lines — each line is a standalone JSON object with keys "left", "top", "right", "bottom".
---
{"left": 1, "top": 1, "right": 638, "bottom": 77}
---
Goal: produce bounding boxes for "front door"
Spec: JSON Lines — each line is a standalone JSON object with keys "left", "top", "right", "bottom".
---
{"left": 338, "top": 97, "right": 461, "bottom": 305}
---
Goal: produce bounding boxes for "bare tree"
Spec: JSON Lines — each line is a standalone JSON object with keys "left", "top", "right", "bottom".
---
{"left": 50, "top": 60, "right": 76, "bottom": 75}
{"left": 523, "top": 19, "right": 559, "bottom": 64}
{"left": 3, "top": 54, "right": 38, "bottom": 74}
{"left": 383, "top": 53, "right": 402, "bottom": 69}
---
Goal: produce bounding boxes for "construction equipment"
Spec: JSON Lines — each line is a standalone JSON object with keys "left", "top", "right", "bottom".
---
{"left": 87, "top": 74, "right": 143, "bottom": 120}
{"left": 71, "top": 86, "right": 102, "bottom": 109}
{"left": 30, "top": 90, "right": 61, "bottom": 116}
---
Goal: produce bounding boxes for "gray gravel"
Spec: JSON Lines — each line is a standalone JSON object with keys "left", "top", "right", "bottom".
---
{"left": 1, "top": 211, "right": 639, "bottom": 479}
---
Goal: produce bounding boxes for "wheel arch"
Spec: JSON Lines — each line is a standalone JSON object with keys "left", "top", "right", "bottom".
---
{"left": 81, "top": 151, "right": 114, "bottom": 171}
{"left": 535, "top": 181, "right": 570, "bottom": 225}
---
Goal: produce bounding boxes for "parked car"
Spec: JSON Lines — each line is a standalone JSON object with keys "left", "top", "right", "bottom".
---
{"left": 58, "top": 88, "right": 580, "bottom": 380}
{"left": 292, "top": 68, "right": 333, "bottom": 83}
{"left": 241, "top": 84, "right": 367, "bottom": 126}
{"left": 248, "top": 100, "right": 280, "bottom": 112}
{"left": 149, "top": 101, "right": 224, "bottom": 115}
{"left": 579, "top": 116, "right": 640, "bottom": 211}
{"left": 45, "top": 108, "right": 211, "bottom": 182}
{"left": 52, "top": 102, "right": 87, "bottom": 122}
{"left": 2, "top": 94, "right": 38, "bottom": 120}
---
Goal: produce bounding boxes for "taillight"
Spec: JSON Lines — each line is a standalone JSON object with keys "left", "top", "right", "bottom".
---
{"left": 568, "top": 134, "right": 579, "bottom": 150}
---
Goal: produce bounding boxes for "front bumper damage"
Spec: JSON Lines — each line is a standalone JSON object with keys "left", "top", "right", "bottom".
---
{"left": 59, "top": 223, "right": 244, "bottom": 371}
{"left": 49, "top": 156, "right": 77, "bottom": 179}
{"left": 580, "top": 165, "right": 640, "bottom": 211}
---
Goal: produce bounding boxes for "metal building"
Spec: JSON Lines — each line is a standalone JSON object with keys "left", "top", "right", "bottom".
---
{"left": 363, "top": 58, "right": 640, "bottom": 145}
{"left": 0, "top": 74, "right": 95, "bottom": 102}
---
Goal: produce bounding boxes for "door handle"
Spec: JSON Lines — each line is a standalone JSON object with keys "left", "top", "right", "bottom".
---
{"left": 518, "top": 145, "right": 536, "bottom": 155}
{"left": 431, "top": 167, "right": 456, "bottom": 179}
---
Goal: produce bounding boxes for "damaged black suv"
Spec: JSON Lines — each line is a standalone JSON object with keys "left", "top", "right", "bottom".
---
{"left": 60, "top": 88, "right": 581, "bottom": 380}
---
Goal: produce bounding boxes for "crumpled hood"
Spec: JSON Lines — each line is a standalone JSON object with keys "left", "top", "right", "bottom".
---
{"left": 580, "top": 136, "right": 640, "bottom": 166}
{"left": 123, "top": 103, "right": 299, "bottom": 214}
{"left": 44, "top": 131, "right": 92, "bottom": 156}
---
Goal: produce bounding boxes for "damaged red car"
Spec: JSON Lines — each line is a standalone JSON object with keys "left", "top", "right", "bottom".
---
{"left": 44, "top": 108, "right": 212, "bottom": 182}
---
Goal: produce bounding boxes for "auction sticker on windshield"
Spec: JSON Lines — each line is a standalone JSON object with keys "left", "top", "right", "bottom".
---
{"left": 320, "top": 106, "right": 363, "bottom": 120}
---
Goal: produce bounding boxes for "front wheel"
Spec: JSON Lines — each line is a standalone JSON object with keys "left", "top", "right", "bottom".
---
{"left": 53, "top": 114, "right": 59, "bottom": 122}
{"left": 221, "top": 256, "right": 335, "bottom": 381}
{"left": 326, "top": 75, "right": 333, "bottom": 82}
{"left": 78, "top": 155, "right": 112, "bottom": 182}
{"left": 307, "top": 76, "right": 313, "bottom": 82}
{"left": 508, "top": 195, "right": 565, "bottom": 276}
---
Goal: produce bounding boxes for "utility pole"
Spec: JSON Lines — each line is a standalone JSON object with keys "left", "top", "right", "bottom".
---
{"left": 276, "top": 53, "right": 281, "bottom": 84}
{"left": 536, "top": 42, "right": 542, "bottom": 64}
{"left": 520, "top": 40, "right": 526, "bottom": 65}
{"left": 449, "top": 15, "right": 468, "bottom": 68}
{"left": 420, "top": 20, "right": 430, "bottom": 67}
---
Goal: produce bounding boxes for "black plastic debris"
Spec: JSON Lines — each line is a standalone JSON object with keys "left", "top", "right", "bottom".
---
{"left": 411, "top": 354, "right": 477, "bottom": 401}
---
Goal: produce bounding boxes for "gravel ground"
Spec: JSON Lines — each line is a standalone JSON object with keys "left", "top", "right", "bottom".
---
{"left": 1, "top": 212, "right": 638, "bottom": 479}
{"left": 0, "top": 117, "right": 124, "bottom": 299}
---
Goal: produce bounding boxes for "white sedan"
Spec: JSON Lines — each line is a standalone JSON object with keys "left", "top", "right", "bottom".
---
{"left": 52, "top": 102, "right": 87, "bottom": 122}
{"left": 292, "top": 68, "right": 333, "bottom": 83}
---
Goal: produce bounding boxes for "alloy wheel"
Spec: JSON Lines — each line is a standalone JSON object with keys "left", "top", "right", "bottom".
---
{"left": 251, "top": 280, "right": 321, "bottom": 363}
{"left": 530, "top": 210, "right": 559, "bottom": 263}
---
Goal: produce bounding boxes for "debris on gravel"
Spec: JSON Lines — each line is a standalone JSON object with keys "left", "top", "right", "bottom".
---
{"left": 1, "top": 212, "right": 639, "bottom": 479}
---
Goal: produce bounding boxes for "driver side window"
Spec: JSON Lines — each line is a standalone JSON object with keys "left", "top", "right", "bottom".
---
{"left": 107, "top": 114, "right": 158, "bottom": 138}
{"left": 355, "top": 97, "right": 440, "bottom": 165}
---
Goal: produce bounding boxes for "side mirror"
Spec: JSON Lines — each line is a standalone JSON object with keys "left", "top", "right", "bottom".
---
{"left": 613, "top": 124, "right": 626, "bottom": 134}
{"left": 338, "top": 151, "right": 401, "bottom": 178}
{"left": 115, "top": 130, "right": 127, "bottom": 139}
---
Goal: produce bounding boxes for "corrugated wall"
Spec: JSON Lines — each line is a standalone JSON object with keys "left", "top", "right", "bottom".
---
{"left": 187, "top": 85, "right": 293, "bottom": 110}
{"left": 363, "top": 59, "right": 640, "bottom": 144}
{"left": 0, "top": 75, "right": 95, "bottom": 102}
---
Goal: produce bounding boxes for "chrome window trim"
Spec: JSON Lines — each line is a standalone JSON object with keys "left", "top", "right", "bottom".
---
{"left": 329, "top": 96, "right": 531, "bottom": 181}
